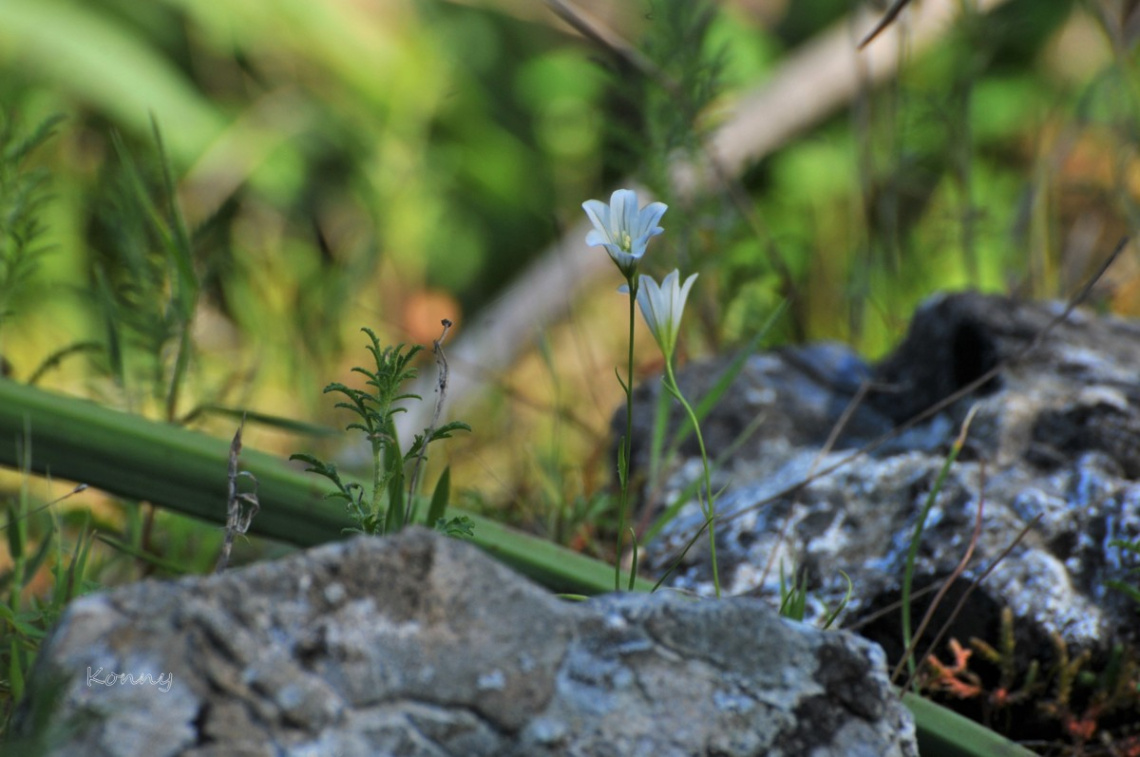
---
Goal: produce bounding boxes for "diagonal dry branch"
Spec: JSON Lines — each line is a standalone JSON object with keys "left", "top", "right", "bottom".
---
{"left": 396, "top": 0, "right": 1013, "bottom": 442}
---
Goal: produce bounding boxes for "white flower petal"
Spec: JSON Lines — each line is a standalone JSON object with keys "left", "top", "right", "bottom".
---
{"left": 582, "top": 189, "right": 667, "bottom": 278}
{"left": 582, "top": 201, "right": 610, "bottom": 236}
{"left": 634, "top": 269, "right": 697, "bottom": 360}
{"left": 635, "top": 202, "right": 668, "bottom": 238}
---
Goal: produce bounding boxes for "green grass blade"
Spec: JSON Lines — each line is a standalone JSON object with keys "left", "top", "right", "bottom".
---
{"left": 425, "top": 466, "right": 451, "bottom": 527}
{"left": 902, "top": 691, "right": 1035, "bottom": 757}
{"left": 94, "top": 533, "right": 190, "bottom": 576}
{"left": 0, "top": 0, "right": 224, "bottom": 161}
{"left": 0, "top": 378, "right": 650, "bottom": 594}
{"left": 184, "top": 404, "right": 340, "bottom": 437}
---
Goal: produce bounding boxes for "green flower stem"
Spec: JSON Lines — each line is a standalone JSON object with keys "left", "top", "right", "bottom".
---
{"left": 370, "top": 431, "right": 384, "bottom": 516}
{"left": 616, "top": 274, "right": 638, "bottom": 591}
{"left": 662, "top": 359, "right": 720, "bottom": 598}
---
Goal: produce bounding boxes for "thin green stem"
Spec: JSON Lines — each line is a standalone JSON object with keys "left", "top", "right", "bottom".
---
{"left": 899, "top": 407, "right": 975, "bottom": 683}
{"left": 370, "top": 431, "right": 384, "bottom": 530}
{"left": 664, "top": 360, "right": 720, "bottom": 598}
{"left": 616, "top": 276, "right": 638, "bottom": 591}
{"left": 165, "top": 324, "right": 192, "bottom": 423}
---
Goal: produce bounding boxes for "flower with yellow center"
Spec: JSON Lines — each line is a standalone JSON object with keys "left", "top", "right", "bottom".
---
{"left": 582, "top": 189, "right": 667, "bottom": 279}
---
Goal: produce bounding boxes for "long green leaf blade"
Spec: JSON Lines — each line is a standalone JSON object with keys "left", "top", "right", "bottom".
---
{"left": 0, "top": 378, "right": 651, "bottom": 594}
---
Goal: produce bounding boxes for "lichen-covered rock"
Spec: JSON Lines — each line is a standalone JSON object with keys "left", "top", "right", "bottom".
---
{"left": 633, "top": 291, "right": 1140, "bottom": 664}
{"left": 13, "top": 528, "right": 916, "bottom": 757}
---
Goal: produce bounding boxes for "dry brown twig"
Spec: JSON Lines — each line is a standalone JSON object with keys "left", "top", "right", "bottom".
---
{"left": 406, "top": 319, "right": 454, "bottom": 513}
{"left": 215, "top": 414, "right": 260, "bottom": 573}
{"left": 893, "top": 429, "right": 984, "bottom": 687}
{"left": 858, "top": 0, "right": 919, "bottom": 50}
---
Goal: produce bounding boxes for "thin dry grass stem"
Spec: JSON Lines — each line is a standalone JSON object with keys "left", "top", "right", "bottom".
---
{"left": 858, "top": 0, "right": 918, "bottom": 49}
{"left": 894, "top": 456, "right": 986, "bottom": 687}
{"left": 756, "top": 509, "right": 797, "bottom": 596}
{"left": 707, "top": 238, "right": 1126, "bottom": 531}
{"left": 811, "top": 378, "right": 874, "bottom": 478}
{"left": 843, "top": 581, "right": 941, "bottom": 632}
{"left": 0, "top": 484, "right": 88, "bottom": 535}
{"left": 543, "top": 0, "right": 665, "bottom": 86}
{"left": 901, "top": 513, "right": 1043, "bottom": 691}
{"left": 408, "top": 319, "right": 453, "bottom": 507}
{"left": 214, "top": 414, "right": 260, "bottom": 573}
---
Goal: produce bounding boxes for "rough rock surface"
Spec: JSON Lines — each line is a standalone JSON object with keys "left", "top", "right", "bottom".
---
{"left": 630, "top": 291, "right": 1140, "bottom": 666}
{"left": 14, "top": 528, "right": 917, "bottom": 757}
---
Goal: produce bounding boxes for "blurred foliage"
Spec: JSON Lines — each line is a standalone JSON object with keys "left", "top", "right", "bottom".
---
{"left": 0, "top": 0, "right": 1137, "bottom": 633}
{"left": 1, "top": 0, "right": 1140, "bottom": 750}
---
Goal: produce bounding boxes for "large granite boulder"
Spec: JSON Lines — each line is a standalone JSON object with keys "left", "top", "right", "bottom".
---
{"left": 12, "top": 527, "right": 916, "bottom": 757}
{"left": 628, "top": 291, "right": 1140, "bottom": 740}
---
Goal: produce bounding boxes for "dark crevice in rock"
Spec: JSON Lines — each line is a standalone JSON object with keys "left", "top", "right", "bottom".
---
{"left": 950, "top": 317, "right": 1002, "bottom": 397}
{"left": 192, "top": 703, "right": 213, "bottom": 746}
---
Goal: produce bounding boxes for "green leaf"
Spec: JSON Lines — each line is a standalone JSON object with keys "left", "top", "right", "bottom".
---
{"left": 385, "top": 463, "right": 405, "bottom": 533}
{"left": 20, "top": 527, "right": 54, "bottom": 589}
{"left": 0, "top": 606, "right": 45, "bottom": 640}
{"left": 5, "top": 503, "right": 22, "bottom": 560}
{"left": 428, "top": 420, "right": 472, "bottom": 442}
{"left": 0, "top": 0, "right": 225, "bottom": 162}
{"left": 1106, "top": 579, "right": 1140, "bottom": 606}
{"left": 614, "top": 367, "right": 629, "bottom": 394}
{"left": 425, "top": 467, "right": 451, "bottom": 528}
{"left": 902, "top": 691, "right": 1037, "bottom": 757}
{"left": 288, "top": 453, "right": 346, "bottom": 491}
{"left": 95, "top": 533, "right": 190, "bottom": 575}
{"left": 8, "top": 638, "right": 26, "bottom": 702}
{"left": 3, "top": 113, "right": 64, "bottom": 165}
{"left": 92, "top": 265, "right": 125, "bottom": 385}
{"left": 186, "top": 405, "right": 340, "bottom": 437}
{"left": 26, "top": 341, "right": 103, "bottom": 386}
{"left": 59, "top": 515, "right": 95, "bottom": 603}
{"left": 434, "top": 515, "right": 474, "bottom": 539}
{"left": 0, "top": 377, "right": 652, "bottom": 594}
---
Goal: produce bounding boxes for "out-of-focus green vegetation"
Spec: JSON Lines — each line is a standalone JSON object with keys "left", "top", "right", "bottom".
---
{"left": 1, "top": 0, "right": 1135, "bottom": 477}
{"left": 2, "top": 0, "right": 1140, "bottom": 747}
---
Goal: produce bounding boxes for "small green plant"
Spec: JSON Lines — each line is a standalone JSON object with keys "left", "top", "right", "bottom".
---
{"left": 922, "top": 606, "right": 1140, "bottom": 753}
{"left": 87, "top": 123, "right": 205, "bottom": 420}
{"left": 0, "top": 113, "right": 63, "bottom": 355}
{"left": 1107, "top": 537, "right": 1140, "bottom": 609}
{"left": 0, "top": 439, "right": 93, "bottom": 740}
{"left": 778, "top": 561, "right": 851, "bottom": 630}
{"left": 583, "top": 189, "right": 723, "bottom": 595}
{"left": 582, "top": 188, "right": 667, "bottom": 591}
{"left": 897, "top": 407, "right": 978, "bottom": 681}
{"left": 291, "top": 324, "right": 472, "bottom": 537}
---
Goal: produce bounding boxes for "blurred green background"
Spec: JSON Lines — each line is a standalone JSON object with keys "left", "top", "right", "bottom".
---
{"left": 1, "top": 0, "right": 1138, "bottom": 553}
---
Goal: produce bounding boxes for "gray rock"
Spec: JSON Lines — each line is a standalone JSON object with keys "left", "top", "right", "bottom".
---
{"left": 635, "top": 291, "right": 1140, "bottom": 667}
{"left": 13, "top": 528, "right": 917, "bottom": 757}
